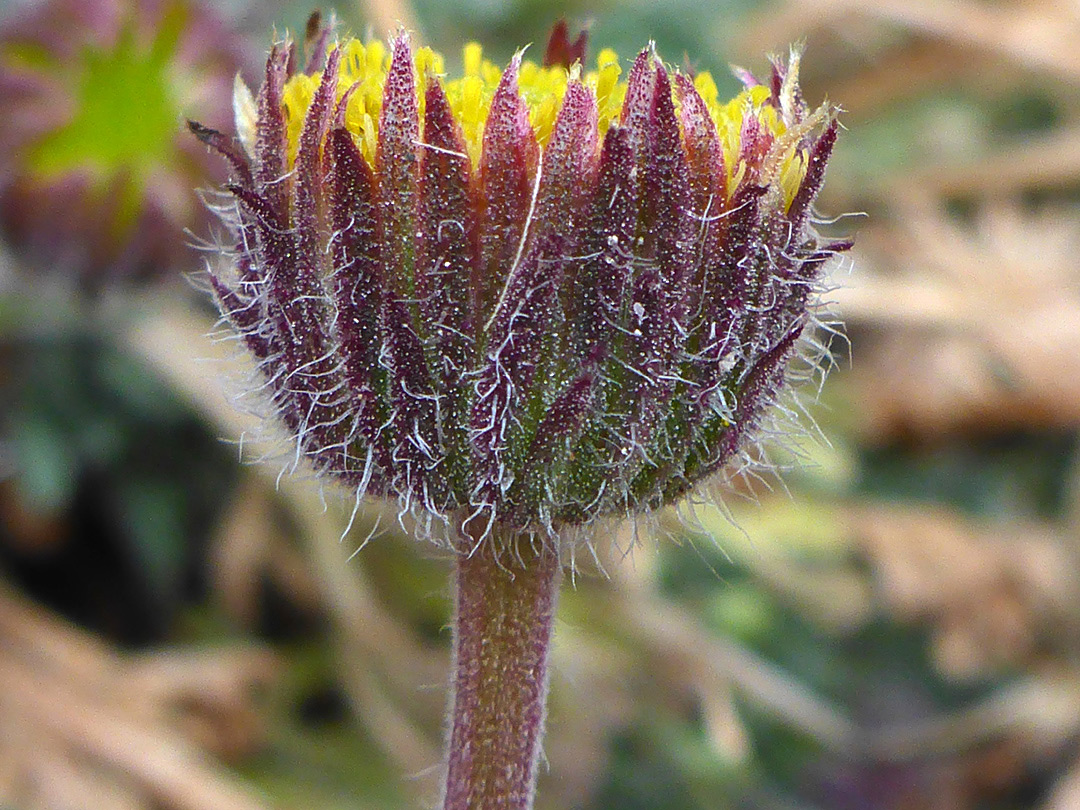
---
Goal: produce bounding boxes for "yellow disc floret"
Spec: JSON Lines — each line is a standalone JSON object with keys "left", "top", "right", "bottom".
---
{"left": 277, "top": 36, "right": 811, "bottom": 207}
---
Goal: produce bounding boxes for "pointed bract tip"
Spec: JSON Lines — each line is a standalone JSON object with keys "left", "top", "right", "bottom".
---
{"left": 389, "top": 29, "right": 413, "bottom": 58}
{"left": 187, "top": 119, "right": 216, "bottom": 141}
{"left": 730, "top": 63, "right": 760, "bottom": 88}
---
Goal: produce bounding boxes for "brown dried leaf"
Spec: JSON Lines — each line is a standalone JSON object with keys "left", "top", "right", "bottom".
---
{"left": 740, "top": 0, "right": 1080, "bottom": 82}
{"left": 835, "top": 199, "right": 1080, "bottom": 437}
{"left": 1044, "top": 749, "right": 1080, "bottom": 810}
{"left": 850, "top": 503, "right": 1080, "bottom": 680}
{"left": 0, "top": 582, "right": 278, "bottom": 810}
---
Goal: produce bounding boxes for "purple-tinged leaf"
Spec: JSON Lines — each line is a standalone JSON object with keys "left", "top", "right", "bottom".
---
{"left": 254, "top": 43, "right": 290, "bottom": 210}
{"left": 691, "top": 320, "right": 804, "bottom": 487}
{"left": 375, "top": 37, "right": 442, "bottom": 503}
{"left": 470, "top": 233, "right": 567, "bottom": 512}
{"left": 293, "top": 47, "right": 341, "bottom": 273}
{"left": 376, "top": 34, "right": 420, "bottom": 299}
{"left": 324, "top": 127, "right": 391, "bottom": 475}
{"left": 673, "top": 72, "right": 733, "bottom": 359}
{"left": 613, "top": 65, "right": 695, "bottom": 474}
{"left": 567, "top": 123, "right": 646, "bottom": 503}
{"left": 768, "top": 53, "right": 805, "bottom": 119}
{"left": 641, "top": 65, "right": 693, "bottom": 340}
{"left": 418, "top": 77, "right": 477, "bottom": 499}
{"left": 285, "top": 39, "right": 299, "bottom": 78}
{"left": 531, "top": 79, "right": 598, "bottom": 353}
{"left": 476, "top": 54, "right": 540, "bottom": 326}
{"left": 208, "top": 274, "right": 270, "bottom": 364}
{"left": 569, "top": 124, "right": 638, "bottom": 358}
{"left": 768, "top": 55, "right": 785, "bottom": 108}
{"left": 619, "top": 48, "right": 657, "bottom": 152}
{"left": 731, "top": 65, "right": 760, "bottom": 89}
{"left": 736, "top": 112, "right": 773, "bottom": 190}
{"left": 266, "top": 57, "right": 360, "bottom": 482}
{"left": 673, "top": 74, "right": 724, "bottom": 201}
{"left": 474, "top": 81, "right": 602, "bottom": 511}
{"left": 384, "top": 294, "right": 444, "bottom": 506}
{"left": 417, "top": 77, "right": 475, "bottom": 356}
{"left": 533, "top": 79, "right": 598, "bottom": 246}
{"left": 507, "top": 369, "right": 597, "bottom": 525}
{"left": 786, "top": 118, "right": 837, "bottom": 233}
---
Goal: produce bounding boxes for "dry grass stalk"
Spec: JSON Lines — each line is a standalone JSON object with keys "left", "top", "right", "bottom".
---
{"left": 850, "top": 503, "right": 1080, "bottom": 679}
{"left": 740, "top": 0, "right": 1080, "bottom": 81}
{"left": 0, "top": 581, "right": 278, "bottom": 810}
{"left": 129, "top": 300, "right": 446, "bottom": 789}
{"left": 834, "top": 196, "right": 1080, "bottom": 437}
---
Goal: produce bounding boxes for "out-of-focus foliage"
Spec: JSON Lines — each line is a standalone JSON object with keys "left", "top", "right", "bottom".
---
{"left": 3, "top": 1, "right": 1080, "bottom": 809}
{"left": 0, "top": 0, "right": 254, "bottom": 283}
{"left": 2, "top": 333, "right": 235, "bottom": 641}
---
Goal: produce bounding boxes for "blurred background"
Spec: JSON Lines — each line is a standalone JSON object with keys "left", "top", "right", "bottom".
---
{"left": 2, "top": 0, "right": 1079, "bottom": 808}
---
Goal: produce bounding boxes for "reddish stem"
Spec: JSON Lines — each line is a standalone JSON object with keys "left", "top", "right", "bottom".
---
{"left": 441, "top": 538, "right": 561, "bottom": 810}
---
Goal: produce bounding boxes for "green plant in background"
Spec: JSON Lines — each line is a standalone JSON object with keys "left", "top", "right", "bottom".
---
{"left": 192, "top": 15, "right": 845, "bottom": 809}
{"left": 0, "top": 0, "right": 250, "bottom": 283}
{"left": 0, "top": 0, "right": 255, "bottom": 644}
{"left": 2, "top": 335, "right": 235, "bottom": 642}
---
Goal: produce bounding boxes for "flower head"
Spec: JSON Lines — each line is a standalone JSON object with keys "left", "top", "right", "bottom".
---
{"left": 195, "top": 21, "right": 848, "bottom": 543}
{"left": 0, "top": 0, "right": 251, "bottom": 283}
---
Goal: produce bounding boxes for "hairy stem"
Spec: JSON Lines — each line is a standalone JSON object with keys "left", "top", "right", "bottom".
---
{"left": 441, "top": 536, "right": 562, "bottom": 810}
